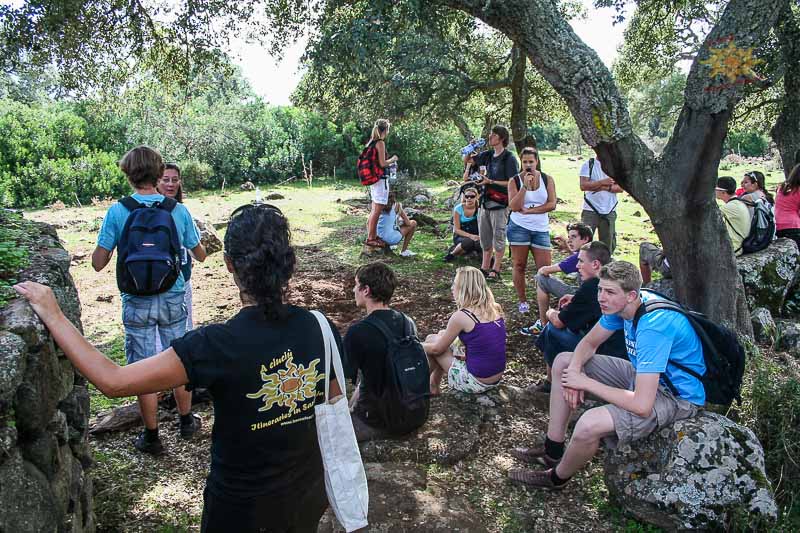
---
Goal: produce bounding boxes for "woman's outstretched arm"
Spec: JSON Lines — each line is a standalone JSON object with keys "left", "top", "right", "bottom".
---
{"left": 13, "top": 281, "right": 188, "bottom": 398}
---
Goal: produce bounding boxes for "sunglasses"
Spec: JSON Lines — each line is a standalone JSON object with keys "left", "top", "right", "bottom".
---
{"left": 464, "top": 195, "right": 477, "bottom": 199}
{"left": 230, "top": 202, "right": 283, "bottom": 219}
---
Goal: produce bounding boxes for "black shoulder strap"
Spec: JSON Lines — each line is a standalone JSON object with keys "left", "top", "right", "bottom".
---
{"left": 364, "top": 312, "right": 409, "bottom": 342}
{"left": 588, "top": 158, "right": 595, "bottom": 177}
{"left": 119, "top": 196, "right": 143, "bottom": 212}
{"left": 460, "top": 308, "right": 480, "bottom": 323}
{"left": 158, "top": 197, "right": 178, "bottom": 213}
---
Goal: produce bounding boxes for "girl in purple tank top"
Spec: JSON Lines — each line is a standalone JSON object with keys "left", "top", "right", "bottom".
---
{"left": 422, "top": 266, "right": 507, "bottom": 395}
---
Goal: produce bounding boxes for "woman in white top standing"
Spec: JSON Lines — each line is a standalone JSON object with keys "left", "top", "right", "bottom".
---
{"left": 506, "top": 147, "right": 557, "bottom": 314}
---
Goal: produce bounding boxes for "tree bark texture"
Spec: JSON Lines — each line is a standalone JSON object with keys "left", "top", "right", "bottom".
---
{"left": 771, "top": 4, "right": 800, "bottom": 177}
{"left": 439, "top": 0, "right": 785, "bottom": 329}
{"left": 509, "top": 46, "right": 536, "bottom": 153}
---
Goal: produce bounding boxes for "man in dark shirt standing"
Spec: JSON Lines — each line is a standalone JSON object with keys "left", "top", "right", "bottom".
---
{"left": 344, "top": 262, "right": 428, "bottom": 441}
{"left": 465, "top": 125, "right": 519, "bottom": 281}
{"left": 533, "top": 242, "right": 626, "bottom": 392}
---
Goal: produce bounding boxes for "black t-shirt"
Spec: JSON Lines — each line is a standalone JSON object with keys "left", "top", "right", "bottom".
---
{"left": 172, "top": 305, "right": 343, "bottom": 501}
{"left": 473, "top": 149, "right": 519, "bottom": 182}
{"left": 343, "top": 309, "right": 417, "bottom": 426}
{"left": 558, "top": 277, "right": 626, "bottom": 358}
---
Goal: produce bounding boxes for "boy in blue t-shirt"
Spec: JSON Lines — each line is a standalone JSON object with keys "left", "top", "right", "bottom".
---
{"left": 92, "top": 145, "right": 207, "bottom": 455}
{"left": 509, "top": 260, "right": 705, "bottom": 490}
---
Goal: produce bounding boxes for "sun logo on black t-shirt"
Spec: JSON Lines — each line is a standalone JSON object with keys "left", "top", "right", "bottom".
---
{"left": 246, "top": 352, "right": 324, "bottom": 413}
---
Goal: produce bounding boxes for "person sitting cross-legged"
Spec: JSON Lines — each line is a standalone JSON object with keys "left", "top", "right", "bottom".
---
{"left": 508, "top": 261, "right": 705, "bottom": 490}
{"left": 530, "top": 241, "right": 626, "bottom": 394}
{"left": 521, "top": 222, "right": 593, "bottom": 336}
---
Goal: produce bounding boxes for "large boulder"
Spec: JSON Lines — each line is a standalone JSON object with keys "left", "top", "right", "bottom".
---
{"left": 603, "top": 411, "right": 777, "bottom": 531}
{"left": 774, "top": 319, "right": 800, "bottom": 357}
{"left": 737, "top": 238, "right": 800, "bottom": 316}
{"left": 751, "top": 307, "right": 777, "bottom": 344}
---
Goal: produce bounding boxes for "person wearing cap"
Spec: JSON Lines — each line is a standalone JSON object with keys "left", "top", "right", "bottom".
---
{"left": 640, "top": 176, "right": 750, "bottom": 284}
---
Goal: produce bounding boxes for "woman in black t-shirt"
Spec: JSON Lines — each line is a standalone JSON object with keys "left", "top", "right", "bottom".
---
{"left": 14, "top": 204, "right": 342, "bottom": 533}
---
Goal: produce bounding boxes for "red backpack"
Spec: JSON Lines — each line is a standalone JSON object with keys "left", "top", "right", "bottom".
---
{"left": 357, "top": 140, "right": 384, "bottom": 186}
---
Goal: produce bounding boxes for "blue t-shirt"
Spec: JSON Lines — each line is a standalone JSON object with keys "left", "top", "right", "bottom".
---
{"left": 454, "top": 203, "right": 478, "bottom": 224}
{"left": 97, "top": 193, "right": 201, "bottom": 301}
{"left": 599, "top": 292, "right": 706, "bottom": 405}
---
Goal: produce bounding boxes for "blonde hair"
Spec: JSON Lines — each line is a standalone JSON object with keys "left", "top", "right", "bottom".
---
{"left": 369, "top": 119, "right": 391, "bottom": 143}
{"left": 599, "top": 260, "right": 642, "bottom": 293}
{"left": 453, "top": 266, "right": 503, "bottom": 321}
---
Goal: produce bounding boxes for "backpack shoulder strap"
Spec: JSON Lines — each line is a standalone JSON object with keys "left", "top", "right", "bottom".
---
{"left": 119, "top": 196, "right": 143, "bottom": 212}
{"left": 158, "top": 197, "right": 178, "bottom": 212}
{"left": 363, "top": 313, "right": 399, "bottom": 342}
{"left": 588, "top": 158, "right": 595, "bottom": 178}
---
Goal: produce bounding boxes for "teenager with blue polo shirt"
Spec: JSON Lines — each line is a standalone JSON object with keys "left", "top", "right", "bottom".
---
{"left": 91, "top": 146, "right": 207, "bottom": 455}
{"left": 508, "top": 260, "right": 704, "bottom": 490}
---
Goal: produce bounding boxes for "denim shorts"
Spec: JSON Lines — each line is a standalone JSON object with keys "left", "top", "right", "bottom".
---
{"left": 506, "top": 220, "right": 551, "bottom": 249}
{"left": 122, "top": 291, "right": 187, "bottom": 364}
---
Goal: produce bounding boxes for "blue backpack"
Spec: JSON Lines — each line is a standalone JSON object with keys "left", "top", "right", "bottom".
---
{"left": 116, "top": 196, "right": 182, "bottom": 296}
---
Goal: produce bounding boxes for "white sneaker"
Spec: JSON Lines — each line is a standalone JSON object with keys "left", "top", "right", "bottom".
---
{"left": 518, "top": 302, "right": 530, "bottom": 314}
{"left": 400, "top": 250, "right": 416, "bottom": 257}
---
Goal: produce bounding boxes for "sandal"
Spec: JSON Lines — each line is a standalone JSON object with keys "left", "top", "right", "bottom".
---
{"left": 487, "top": 269, "right": 501, "bottom": 281}
{"left": 365, "top": 238, "right": 386, "bottom": 248}
{"left": 479, "top": 268, "right": 491, "bottom": 278}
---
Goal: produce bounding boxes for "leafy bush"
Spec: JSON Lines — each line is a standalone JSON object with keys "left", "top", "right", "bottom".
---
{"left": 180, "top": 160, "right": 215, "bottom": 191}
{"left": 528, "top": 123, "right": 565, "bottom": 150}
{"left": 0, "top": 211, "right": 30, "bottom": 305}
{"left": 739, "top": 350, "right": 800, "bottom": 528}
{"left": 724, "top": 130, "right": 769, "bottom": 158}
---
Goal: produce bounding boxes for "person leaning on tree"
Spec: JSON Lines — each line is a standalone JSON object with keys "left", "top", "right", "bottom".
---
{"left": 579, "top": 154, "right": 623, "bottom": 254}
{"left": 508, "top": 261, "right": 705, "bottom": 490}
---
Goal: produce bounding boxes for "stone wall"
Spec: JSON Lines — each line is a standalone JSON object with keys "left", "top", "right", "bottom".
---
{"left": 0, "top": 221, "right": 94, "bottom": 532}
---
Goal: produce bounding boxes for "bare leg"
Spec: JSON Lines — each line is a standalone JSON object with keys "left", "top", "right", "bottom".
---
{"left": 173, "top": 385, "right": 193, "bottom": 416}
{"left": 400, "top": 220, "right": 418, "bottom": 252}
{"left": 451, "top": 243, "right": 465, "bottom": 256}
{"left": 546, "top": 352, "right": 576, "bottom": 443}
{"left": 531, "top": 247, "right": 552, "bottom": 272}
{"left": 640, "top": 260, "right": 652, "bottom": 285}
{"left": 555, "top": 406, "right": 616, "bottom": 479}
{"left": 493, "top": 248, "right": 505, "bottom": 273}
{"left": 367, "top": 202, "right": 383, "bottom": 241}
{"left": 510, "top": 245, "right": 530, "bottom": 303}
{"left": 537, "top": 285, "right": 551, "bottom": 325}
{"left": 481, "top": 249, "right": 492, "bottom": 271}
{"left": 138, "top": 393, "right": 159, "bottom": 430}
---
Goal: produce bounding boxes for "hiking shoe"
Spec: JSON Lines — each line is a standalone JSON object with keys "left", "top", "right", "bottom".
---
{"left": 400, "top": 249, "right": 416, "bottom": 257}
{"left": 519, "top": 320, "right": 544, "bottom": 337}
{"left": 443, "top": 253, "right": 455, "bottom": 263}
{"left": 133, "top": 431, "right": 165, "bottom": 456}
{"left": 518, "top": 302, "right": 530, "bottom": 314}
{"left": 508, "top": 468, "right": 566, "bottom": 490}
{"left": 510, "top": 445, "right": 560, "bottom": 468}
{"left": 525, "top": 380, "right": 551, "bottom": 395}
{"left": 179, "top": 414, "right": 202, "bottom": 439}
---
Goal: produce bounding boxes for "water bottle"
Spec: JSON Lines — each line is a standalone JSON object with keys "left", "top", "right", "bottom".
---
{"left": 460, "top": 138, "right": 486, "bottom": 157}
{"left": 255, "top": 186, "right": 262, "bottom": 204}
{"left": 388, "top": 163, "right": 398, "bottom": 184}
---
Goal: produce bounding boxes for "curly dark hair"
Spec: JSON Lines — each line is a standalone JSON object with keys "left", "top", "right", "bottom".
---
{"left": 355, "top": 262, "right": 396, "bottom": 305}
{"left": 224, "top": 205, "right": 296, "bottom": 320}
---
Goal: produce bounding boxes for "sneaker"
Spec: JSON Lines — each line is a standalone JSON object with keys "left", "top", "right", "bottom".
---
{"left": 510, "top": 445, "right": 560, "bottom": 468}
{"left": 518, "top": 302, "right": 530, "bottom": 314}
{"left": 525, "top": 380, "right": 551, "bottom": 394}
{"left": 179, "top": 414, "right": 202, "bottom": 439}
{"left": 508, "top": 468, "right": 566, "bottom": 490}
{"left": 400, "top": 250, "right": 416, "bottom": 257}
{"left": 133, "top": 431, "right": 165, "bottom": 456}
{"left": 519, "top": 320, "right": 544, "bottom": 337}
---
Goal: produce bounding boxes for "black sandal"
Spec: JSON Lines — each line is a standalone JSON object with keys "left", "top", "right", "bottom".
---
{"left": 480, "top": 268, "right": 490, "bottom": 278}
{"left": 487, "top": 269, "right": 501, "bottom": 281}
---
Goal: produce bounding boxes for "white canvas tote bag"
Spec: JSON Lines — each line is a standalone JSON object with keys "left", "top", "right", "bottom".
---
{"left": 311, "top": 311, "right": 369, "bottom": 532}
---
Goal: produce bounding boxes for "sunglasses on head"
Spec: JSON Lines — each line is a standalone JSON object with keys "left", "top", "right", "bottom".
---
{"left": 230, "top": 202, "right": 283, "bottom": 219}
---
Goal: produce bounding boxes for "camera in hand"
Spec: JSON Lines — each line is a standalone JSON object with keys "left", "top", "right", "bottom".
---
{"left": 468, "top": 172, "right": 483, "bottom": 182}
{"left": 460, "top": 138, "right": 486, "bottom": 156}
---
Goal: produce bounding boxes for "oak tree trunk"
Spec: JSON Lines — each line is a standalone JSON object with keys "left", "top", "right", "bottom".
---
{"left": 771, "top": 4, "right": 800, "bottom": 176}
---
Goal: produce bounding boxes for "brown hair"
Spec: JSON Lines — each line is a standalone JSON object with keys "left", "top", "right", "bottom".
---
{"left": 491, "top": 125, "right": 510, "bottom": 148}
{"left": 159, "top": 162, "right": 183, "bottom": 202}
{"left": 119, "top": 146, "right": 165, "bottom": 189}
{"left": 567, "top": 222, "right": 593, "bottom": 242}
{"left": 580, "top": 241, "right": 611, "bottom": 265}
{"left": 355, "top": 262, "right": 397, "bottom": 305}
{"left": 780, "top": 164, "right": 800, "bottom": 196}
{"left": 599, "top": 260, "right": 642, "bottom": 293}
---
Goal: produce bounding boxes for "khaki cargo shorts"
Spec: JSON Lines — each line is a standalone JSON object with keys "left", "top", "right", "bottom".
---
{"left": 582, "top": 354, "right": 699, "bottom": 448}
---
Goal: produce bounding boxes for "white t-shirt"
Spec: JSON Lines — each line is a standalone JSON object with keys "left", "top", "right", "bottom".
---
{"left": 509, "top": 175, "right": 550, "bottom": 232}
{"left": 580, "top": 158, "right": 617, "bottom": 215}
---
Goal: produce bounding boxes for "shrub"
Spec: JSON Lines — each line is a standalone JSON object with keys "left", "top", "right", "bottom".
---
{"left": 180, "top": 160, "right": 215, "bottom": 191}
{"left": 0, "top": 211, "right": 31, "bottom": 306}
{"left": 724, "top": 130, "right": 769, "bottom": 158}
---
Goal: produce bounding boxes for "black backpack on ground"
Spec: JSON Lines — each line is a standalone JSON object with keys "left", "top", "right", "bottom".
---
{"left": 633, "top": 290, "right": 746, "bottom": 405}
{"left": 728, "top": 197, "right": 775, "bottom": 254}
{"left": 116, "top": 196, "right": 182, "bottom": 296}
{"left": 364, "top": 314, "right": 430, "bottom": 435}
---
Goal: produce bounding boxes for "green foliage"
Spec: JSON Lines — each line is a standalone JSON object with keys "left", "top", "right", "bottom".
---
{"left": 739, "top": 351, "right": 800, "bottom": 528}
{"left": 724, "top": 130, "right": 770, "bottom": 158}
{"left": 528, "top": 123, "right": 566, "bottom": 150}
{"left": 0, "top": 211, "right": 31, "bottom": 305}
{"left": 180, "top": 160, "right": 215, "bottom": 191}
